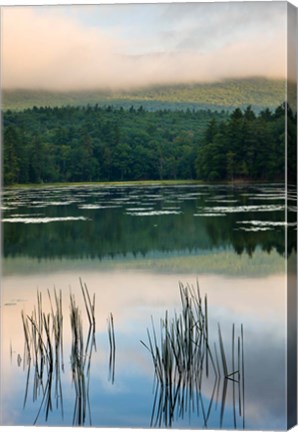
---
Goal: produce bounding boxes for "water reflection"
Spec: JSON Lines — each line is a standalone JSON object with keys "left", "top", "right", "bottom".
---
{"left": 2, "top": 184, "right": 294, "bottom": 260}
{"left": 21, "top": 289, "right": 64, "bottom": 424}
{"left": 19, "top": 281, "right": 113, "bottom": 426}
{"left": 142, "top": 282, "right": 245, "bottom": 428}
{"left": 1, "top": 271, "right": 286, "bottom": 429}
{"left": 69, "top": 281, "right": 96, "bottom": 426}
{"left": 107, "top": 313, "right": 116, "bottom": 384}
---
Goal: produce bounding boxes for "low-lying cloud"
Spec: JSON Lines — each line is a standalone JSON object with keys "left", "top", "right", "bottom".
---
{"left": 2, "top": 6, "right": 286, "bottom": 91}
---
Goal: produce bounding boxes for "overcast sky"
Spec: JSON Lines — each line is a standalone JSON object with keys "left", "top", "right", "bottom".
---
{"left": 1, "top": 2, "right": 287, "bottom": 90}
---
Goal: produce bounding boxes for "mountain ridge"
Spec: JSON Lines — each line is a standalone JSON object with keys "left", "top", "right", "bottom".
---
{"left": 2, "top": 77, "right": 286, "bottom": 111}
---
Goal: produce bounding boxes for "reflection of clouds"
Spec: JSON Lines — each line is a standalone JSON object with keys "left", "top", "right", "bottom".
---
{"left": 242, "top": 331, "right": 286, "bottom": 429}
{"left": 0, "top": 404, "right": 20, "bottom": 425}
{"left": 0, "top": 354, "right": 28, "bottom": 424}
{"left": 2, "top": 271, "right": 286, "bottom": 341}
{"left": 1, "top": 270, "right": 287, "bottom": 428}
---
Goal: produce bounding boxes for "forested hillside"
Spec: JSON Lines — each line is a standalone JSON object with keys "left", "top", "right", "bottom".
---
{"left": 3, "top": 78, "right": 285, "bottom": 111}
{"left": 3, "top": 102, "right": 294, "bottom": 186}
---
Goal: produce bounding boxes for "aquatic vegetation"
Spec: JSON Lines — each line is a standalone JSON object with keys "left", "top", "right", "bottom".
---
{"left": 3, "top": 184, "right": 292, "bottom": 261}
{"left": 141, "top": 281, "right": 245, "bottom": 428}
{"left": 20, "top": 280, "right": 112, "bottom": 426}
{"left": 107, "top": 313, "right": 116, "bottom": 384}
{"left": 69, "top": 280, "right": 96, "bottom": 426}
{"left": 3, "top": 216, "right": 89, "bottom": 224}
{"left": 126, "top": 209, "right": 182, "bottom": 216}
{"left": 21, "top": 289, "right": 64, "bottom": 424}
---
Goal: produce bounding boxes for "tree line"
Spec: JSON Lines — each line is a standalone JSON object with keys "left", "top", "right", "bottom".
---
{"left": 197, "top": 103, "right": 296, "bottom": 182}
{"left": 3, "top": 102, "right": 295, "bottom": 186}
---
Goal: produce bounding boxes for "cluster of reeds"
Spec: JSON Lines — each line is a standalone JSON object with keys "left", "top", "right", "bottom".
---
{"left": 70, "top": 278, "right": 96, "bottom": 426}
{"left": 20, "top": 280, "right": 100, "bottom": 426}
{"left": 21, "top": 288, "right": 64, "bottom": 424}
{"left": 141, "top": 281, "right": 245, "bottom": 428}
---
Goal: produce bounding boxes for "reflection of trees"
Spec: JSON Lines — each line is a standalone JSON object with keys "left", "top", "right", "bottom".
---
{"left": 141, "top": 282, "right": 245, "bottom": 428}
{"left": 3, "top": 188, "right": 291, "bottom": 260}
{"left": 287, "top": 185, "right": 297, "bottom": 257}
{"left": 287, "top": 103, "right": 297, "bottom": 188}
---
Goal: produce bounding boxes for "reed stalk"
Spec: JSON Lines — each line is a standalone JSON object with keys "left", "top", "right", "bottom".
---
{"left": 241, "top": 323, "right": 245, "bottom": 428}
{"left": 217, "top": 323, "right": 228, "bottom": 377}
{"left": 107, "top": 313, "right": 116, "bottom": 384}
{"left": 20, "top": 280, "right": 100, "bottom": 425}
{"left": 141, "top": 281, "right": 245, "bottom": 428}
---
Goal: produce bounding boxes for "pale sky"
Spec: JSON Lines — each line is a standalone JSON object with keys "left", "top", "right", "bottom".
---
{"left": 1, "top": 2, "right": 287, "bottom": 90}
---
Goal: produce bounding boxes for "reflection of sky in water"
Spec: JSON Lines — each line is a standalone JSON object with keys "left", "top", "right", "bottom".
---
{"left": 1, "top": 269, "right": 286, "bottom": 429}
{"left": 1, "top": 184, "right": 292, "bottom": 429}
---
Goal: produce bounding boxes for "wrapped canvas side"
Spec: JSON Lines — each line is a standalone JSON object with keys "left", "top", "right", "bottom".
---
{"left": 286, "top": 2, "right": 297, "bottom": 429}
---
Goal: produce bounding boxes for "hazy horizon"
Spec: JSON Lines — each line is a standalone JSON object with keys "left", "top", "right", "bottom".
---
{"left": 2, "top": 2, "right": 287, "bottom": 91}
{"left": 3, "top": 76, "right": 286, "bottom": 94}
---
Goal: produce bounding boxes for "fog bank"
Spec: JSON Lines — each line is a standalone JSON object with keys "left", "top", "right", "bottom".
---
{"left": 2, "top": 5, "right": 286, "bottom": 91}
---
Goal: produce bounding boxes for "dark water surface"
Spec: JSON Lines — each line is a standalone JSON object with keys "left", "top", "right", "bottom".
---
{"left": 0, "top": 183, "right": 294, "bottom": 429}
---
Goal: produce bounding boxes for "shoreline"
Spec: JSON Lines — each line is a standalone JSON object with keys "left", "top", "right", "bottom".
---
{"left": 3, "top": 178, "right": 284, "bottom": 190}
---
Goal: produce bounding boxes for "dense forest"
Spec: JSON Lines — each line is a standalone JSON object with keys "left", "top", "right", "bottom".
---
{"left": 3, "top": 105, "right": 227, "bottom": 184}
{"left": 197, "top": 104, "right": 289, "bottom": 182}
{"left": 3, "top": 102, "right": 295, "bottom": 185}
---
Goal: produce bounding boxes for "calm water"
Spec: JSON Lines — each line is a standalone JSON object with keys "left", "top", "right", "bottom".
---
{"left": 0, "top": 183, "right": 295, "bottom": 429}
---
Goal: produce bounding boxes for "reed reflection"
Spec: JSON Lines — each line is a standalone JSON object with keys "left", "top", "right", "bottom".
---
{"left": 21, "top": 289, "right": 64, "bottom": 424}
{"left": 141, "top": 282, "right": 245, "bottom": 428}
{"left": 70, "top": 280, "right": 96, "bottom": 426}
{"left": 19, "top": 280, "right": 116, "bottom": 426}
{"left": 107, "top": 313, "right": 116, "bottom": 384}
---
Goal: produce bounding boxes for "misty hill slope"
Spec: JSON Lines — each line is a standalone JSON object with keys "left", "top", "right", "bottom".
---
{"left": 2, "top": 78, "right": 285, "bottom": 111}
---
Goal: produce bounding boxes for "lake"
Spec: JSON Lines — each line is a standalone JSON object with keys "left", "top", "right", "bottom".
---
{"left": 0, "top": 183, "right": 295, "bottom": 429}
